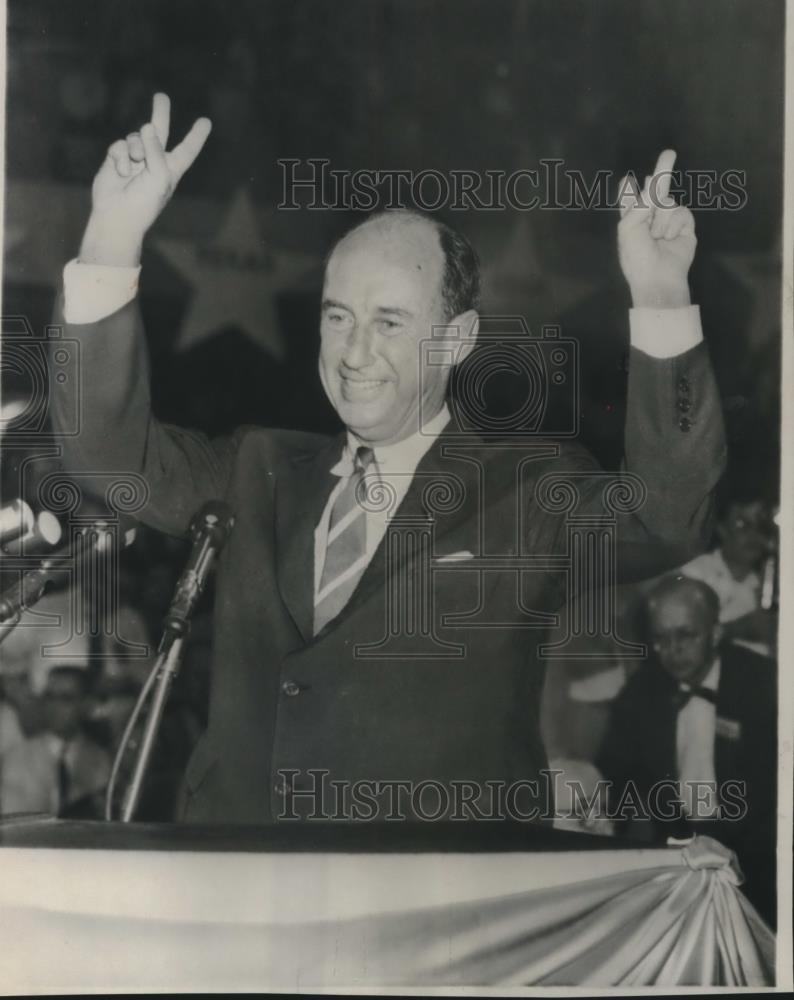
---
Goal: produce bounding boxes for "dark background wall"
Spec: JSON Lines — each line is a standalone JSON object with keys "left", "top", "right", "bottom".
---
{"left": 2, "top": 0, "right": 784, "bottom": 498}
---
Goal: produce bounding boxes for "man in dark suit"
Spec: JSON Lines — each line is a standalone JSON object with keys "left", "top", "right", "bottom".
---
{"left": 52, "top": 93, "right": 725, "bottom": 824}
{"left": 598, "top": 576, "right": 777, "bottom": 921}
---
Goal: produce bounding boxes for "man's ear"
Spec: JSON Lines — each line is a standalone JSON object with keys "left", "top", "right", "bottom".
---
{"left": 712, "top": 622, "right": 724, "bottom": 648}
{"left": 446, "top": 309, "right": 479, "bottom": 366}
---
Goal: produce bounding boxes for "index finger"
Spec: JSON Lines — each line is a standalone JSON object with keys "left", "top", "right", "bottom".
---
{"left": 151, "top": 92, "right": 171, "bottom": 149}
{"left": 167, "top": 117, "right": 212, "bottom": 180}
{"left": 651, "top": 148, "right": 677, "bottom": 202}
{"left": 617, "top": 172, "right": 643, "bottom": 218}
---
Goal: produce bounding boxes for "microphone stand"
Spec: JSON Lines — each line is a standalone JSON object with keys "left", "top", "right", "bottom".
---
{"left": 119, "top": 634, "right": 184, "bottom": 822}
{"left": 111, "top": 619, "right": 191, "bottom": 823}
{"left": 111, "top": 499, "right": 234, "bottom": 822}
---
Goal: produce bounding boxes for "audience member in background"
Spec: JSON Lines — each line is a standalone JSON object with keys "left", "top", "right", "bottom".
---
{"left": 0, "top": 666, "right": 111, "bottom": 818}
{"left": 679, "top": 495, "right": 777, "bottom": 657}
{"left": 597, "top": 575, "right": 777, "bottom": 923}
{"left": 0, "top": 583, "right": 91, "bottom": 721}
{"left": 0, "top": 663, "right": 45, "bottom": 739}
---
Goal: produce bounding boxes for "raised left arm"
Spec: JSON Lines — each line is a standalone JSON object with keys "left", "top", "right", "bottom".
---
{"left": 619, "top": 151, "right": 725, "bottom": 570}
{"left": 572, "top": 151, "right": 726, "bottom": 580}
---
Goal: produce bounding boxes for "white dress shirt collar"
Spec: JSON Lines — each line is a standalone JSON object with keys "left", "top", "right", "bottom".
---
{"left": 331, "top": 403, "right": 451, "bottom": 478}
{"left": 680, "top": 656, "right": 721, "bottom": 693}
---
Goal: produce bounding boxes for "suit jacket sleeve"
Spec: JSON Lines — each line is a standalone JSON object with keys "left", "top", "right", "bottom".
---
{"left": 557, "top": 341, "right": 726, "bottom": 582}
{"left": 50, "top": 295, "right": 240, "bottom": 537}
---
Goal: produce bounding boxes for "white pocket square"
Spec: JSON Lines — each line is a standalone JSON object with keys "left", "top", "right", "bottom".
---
{"left": 436, "top": 550, "right": 475, "bottom": 563}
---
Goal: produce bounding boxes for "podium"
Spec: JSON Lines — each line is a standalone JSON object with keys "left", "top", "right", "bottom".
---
{"left": 0, "top": 817, "right": 775, "bottom": 990}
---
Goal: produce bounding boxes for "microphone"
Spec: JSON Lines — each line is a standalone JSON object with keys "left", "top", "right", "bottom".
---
{"left": 0, "top": 499, "right": 62, "bottom": 553}
{"left": 162, "top": 500, "right": 235, "bottom": 640}
{"left": 0, "top": 499, "right": 34, "bottom": 543}
{"left": 0, "top": 518, "right": 135, "bottom": 635}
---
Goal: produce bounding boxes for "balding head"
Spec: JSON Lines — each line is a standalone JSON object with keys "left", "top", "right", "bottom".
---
{"left": 647, "top": 575, "right": 720, "bottom": 626}
{"left": 645, "top": 575, "right": 722, "bottom": 685}
{"left": 330, "top": 209, "right": 481, "bottom": 321}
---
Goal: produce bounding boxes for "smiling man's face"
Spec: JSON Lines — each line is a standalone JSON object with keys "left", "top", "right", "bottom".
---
{"left": 318, "top": 215, "right": 453, "bottom": 446}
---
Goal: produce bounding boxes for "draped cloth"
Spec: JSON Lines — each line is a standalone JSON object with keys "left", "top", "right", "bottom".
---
{"left": 0, "top": 835, "right": 775, "bottom": 991}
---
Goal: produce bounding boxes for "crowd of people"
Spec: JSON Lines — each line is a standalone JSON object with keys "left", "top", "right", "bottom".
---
{"left": 545, "top": 490, "right": 778, "bottom": 922}
{"left": 0, "top": 524, "right": 211, "bottom": 821}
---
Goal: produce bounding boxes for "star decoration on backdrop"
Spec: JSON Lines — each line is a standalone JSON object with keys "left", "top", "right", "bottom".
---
{"left": 482, "top": 214, "right": 596, "bottom": 321}
{"left": 717, "top": 242, "right": 782, "bottom": 351}
{"left": 155, "top": 188, "right": 317, "bottom": 357}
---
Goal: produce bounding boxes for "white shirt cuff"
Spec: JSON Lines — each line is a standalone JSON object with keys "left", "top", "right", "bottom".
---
{"left": 629, "top": 304, "right": 703, "bottom": 359}
{"left": 62, "top": 258, "right": 141, "bottom": 325}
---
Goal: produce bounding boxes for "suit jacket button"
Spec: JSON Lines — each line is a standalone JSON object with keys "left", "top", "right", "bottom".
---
{"left": 678, "top": 376, "right": 690, "bottom": 392}
{"left": 677, "top": 398, "right": 691, "bottom": 412}
{"left": 282, "top": 680, "right": 301, "bottom": 697}
{"left": 679, "top": 416, "right": 692, "bottom": 431}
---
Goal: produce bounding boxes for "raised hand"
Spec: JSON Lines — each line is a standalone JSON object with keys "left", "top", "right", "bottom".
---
{"left": 80, "top": 93, "right": 212, "bottom": 266}
{"left": 617, "top": 150, "right": 696, "bottom": 308}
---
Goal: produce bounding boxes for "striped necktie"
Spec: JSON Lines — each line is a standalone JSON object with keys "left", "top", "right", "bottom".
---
{"left": 314, "top": 446, "right": 376, "bottom": 634}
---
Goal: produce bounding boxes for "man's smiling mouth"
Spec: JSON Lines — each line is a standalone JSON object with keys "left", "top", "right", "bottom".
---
{"left": 341, "top": 375, "right": 389, "bottom": 397}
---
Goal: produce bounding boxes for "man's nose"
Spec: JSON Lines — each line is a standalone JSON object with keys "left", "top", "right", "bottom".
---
{"left": 342, "top": 323, "right": 375, "bottom": 368}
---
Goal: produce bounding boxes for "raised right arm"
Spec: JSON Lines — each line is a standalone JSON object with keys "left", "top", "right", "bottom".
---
{"left": 51, "top": 93, "right": 235, "bottom": 536}
{"left": 53, "top": 293, "right": 239, "bottom": 537}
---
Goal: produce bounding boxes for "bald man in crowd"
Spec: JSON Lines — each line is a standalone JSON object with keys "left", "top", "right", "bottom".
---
{"left": 51, "top": 93, "right": 725, "bottom": 824}
{"left": 598, "top": 575, "right": 776, "bottom": 922}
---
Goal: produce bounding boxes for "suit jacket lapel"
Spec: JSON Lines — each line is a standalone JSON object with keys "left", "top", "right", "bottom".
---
{"left": 275, "top": 433, "right": 343, "bottom": 642}
{"left": 328, "top": 422, "right": 485, "bottom": 628}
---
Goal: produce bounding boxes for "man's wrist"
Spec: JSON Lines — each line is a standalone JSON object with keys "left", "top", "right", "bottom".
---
{"left": 628, "top": 303, "right": 702, "bottom": 359}
{"left": 629, "top": 282, "right": 691, "bottom": 309}
{"left": 79, "top": 215, "right": 144, "bottom": 267}
{"left": 63, "top": 258, "right": 141, "bottom": 324}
